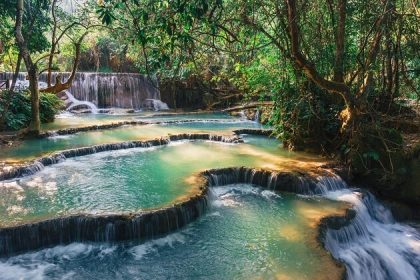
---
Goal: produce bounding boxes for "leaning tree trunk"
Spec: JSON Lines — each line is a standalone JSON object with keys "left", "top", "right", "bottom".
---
{"left": 285, "top": 0, "right": 357, "bottom": 130}
{"left": 41, "top": 33, "right": 87, "bottom": 94}
{"left": 10, "top": 51, "right": 22, "bottom": 92}
{"left": 15, "top": 0, "right": 40, "bottom": 135}
{"left": 334, "top": 0, "right": 346, "bottom": 83}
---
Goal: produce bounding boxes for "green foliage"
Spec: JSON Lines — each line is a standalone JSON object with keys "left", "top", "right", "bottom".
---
{"left": 0, "top": 90, "right": 63, "bottom": 131}
{"left": 39, "top": 92, "right": 64, "bottom": 123}
{"left": 22, "top": 0, "right": 51, "bottom": 53}
{"left": 0, "top": 91, "right": 31, "bottom": 131}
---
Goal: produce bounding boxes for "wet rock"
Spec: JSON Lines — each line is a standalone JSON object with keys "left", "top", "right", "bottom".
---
{"left": 233, "top": 129, "right": 273, "bottom": 137}
{"left": 70, "top": 108, "right": 93, "bottom": 114}
{"left": 322, "top": 209, "right": 357, "bottom": 230}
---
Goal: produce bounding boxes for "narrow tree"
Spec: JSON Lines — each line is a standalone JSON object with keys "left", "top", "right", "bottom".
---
{"left": 14, "top": 0, "right": 40, "bottom": 135}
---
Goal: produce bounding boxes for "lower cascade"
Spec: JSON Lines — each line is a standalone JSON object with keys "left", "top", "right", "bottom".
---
{"left": 324, "top": 190, "right": 420, "bottom": 279}
{"left": 206, "top": 171, "right": 420, "bottom": 279}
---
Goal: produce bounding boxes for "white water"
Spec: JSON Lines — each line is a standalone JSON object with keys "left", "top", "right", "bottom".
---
{"left": 10, "top": 80, "right": 99, "bottom": 113}
{"left": 254, "top": 110, "right": 260, "bottom": 122}
{"left": 318, "top": 178, "right": 420, "bottom": 280}
{"left": 63, "top": 90, "right": 99, "bottom": 114}
{"left": 13, "top": 80, "right": 48, "bottom": 91}
{"left": 143, "top": 98, "right": 169, "bottom": 111}
{"left": 0, "top": 173, "right": 418, "bottom": 279}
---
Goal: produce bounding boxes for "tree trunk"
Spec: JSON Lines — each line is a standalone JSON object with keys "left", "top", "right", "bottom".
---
{"left": 47, "top": 0, "right": 58, "bottom": 87}
{"left": 47, "top": 43, "right": 56, "bottom": 87}
{"left": 27, "top": 66, "right": 41, "bottom": 134}
{"left": 10, "top": 51, "right": 22, "bottom": 92}
{"left": 334, "top": 0, "right": 346, "bottom": 83}
{"left": 384, "top": 0, "right": 395, "bottom": 107}
{"left": 285, "top": 0, "right": 353, "bottom": 108}
{"left": 15, "top": 0, "right": 40, "bottom": 135}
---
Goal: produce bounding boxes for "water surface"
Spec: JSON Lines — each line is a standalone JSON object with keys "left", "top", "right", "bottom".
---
{"left": 2, "top": 118, "right": 265, "bottom": 162}
{"left": 41, "top": 111, "right": 234, "bottom": 131}
{"left": 0, "top": 136, "right": 322, "bottom": 227}
{"left": 0, "top": 184, "right": 346, "bottom": 280}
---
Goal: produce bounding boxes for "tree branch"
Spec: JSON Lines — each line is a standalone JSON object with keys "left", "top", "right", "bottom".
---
{"left": 285, "top": 0, "right": 353, "bottom": 106}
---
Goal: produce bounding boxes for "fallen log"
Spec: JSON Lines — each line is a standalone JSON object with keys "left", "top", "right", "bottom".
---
{"left": 222, "top": 101, "right": 274, "bottom": 112}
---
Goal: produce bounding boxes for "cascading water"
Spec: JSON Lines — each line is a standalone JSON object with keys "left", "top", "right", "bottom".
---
{"left": 0, "top": 72, "right": 169, "bottom": 111}
{"left": 316, "top": 177, "right": 420, "bottom": 280}
{"left": 62, "top": 90, "right": 99, "bottom": 113}
{"left": 58, "top": 72, "right": 162, "bottom": 110}
{"left": 254, "top": 109, "right": 260, "bottom": 122}
{"left": 142, "top": 98, "right": 170, "bottom": 111}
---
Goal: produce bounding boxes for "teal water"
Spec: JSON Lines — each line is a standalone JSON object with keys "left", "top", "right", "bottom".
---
{"left": 0, "top": 136, "right": 321, "bottom": 227}
{"left": 41, "top": 112, "right": 234, "bottom": 131}
{"left": 2, "top": 119, "right": 265, "bottom": 162}
{"left": 0, "top": 184, "right": 345, "bottom": 279}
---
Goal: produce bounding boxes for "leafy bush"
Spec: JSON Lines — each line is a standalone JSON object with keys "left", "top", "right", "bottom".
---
{"left": 39, "top": 92, "right": 64, "bottom": 123}
{"left": 0, "top": 90, "right": 63, "bottom": 131}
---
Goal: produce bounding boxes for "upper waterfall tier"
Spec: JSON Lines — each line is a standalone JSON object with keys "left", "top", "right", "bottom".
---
{"left": 0, "top": 72, "right": 162, "bottom": 110}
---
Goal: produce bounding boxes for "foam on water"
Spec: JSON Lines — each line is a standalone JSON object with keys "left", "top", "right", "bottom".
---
{"left": 0, "top": 243, "right": 117, "bottom": 280}
{"left": 0, "top": 179, "right": 418, "bottom": 279}
{"left": 0, "top": 108, "right": 418, "bottom": 279}
{"left": 130, "top": 232, "right": 187, "bottom": 260}
{"left": 210, "top": 184, "right": 281, "bottom": 208}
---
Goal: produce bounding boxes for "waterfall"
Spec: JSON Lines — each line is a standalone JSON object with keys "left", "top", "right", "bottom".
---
{"left": 254, "top": 109, "right": 260, "bottom": 122}
{"left": 0, "top": 72, "right": 169, "bottom": 111}
{"left": 143, "top": 98, "right": 170, "bottom": 111}
{"left": 56, "top": 72, "right": 161, "bottom": 110}
{"left": 0, "top": 162, "right": 418, "bottom": 279}
{"left": 323, "top": 187, "right": 420, "bottom": 280}
{"left": 205, "top": 168, "right": 420, "bottom": 280}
